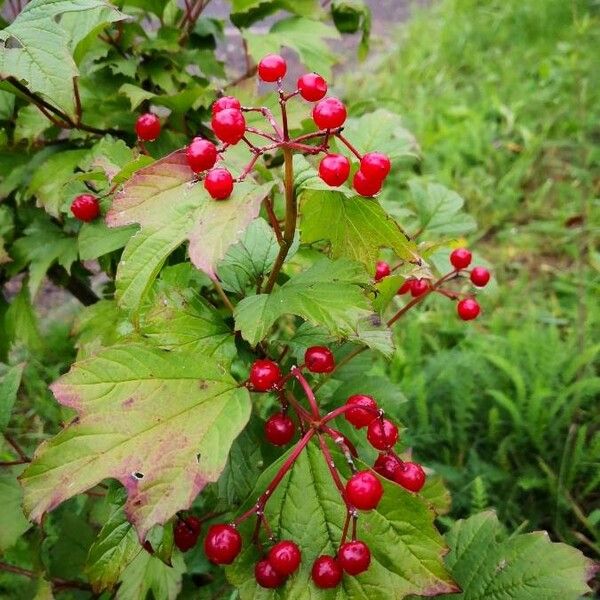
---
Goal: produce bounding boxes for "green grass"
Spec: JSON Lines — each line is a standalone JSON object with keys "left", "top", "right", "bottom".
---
{"left": 344, "top": 0, "right": 600, "bottom": 557}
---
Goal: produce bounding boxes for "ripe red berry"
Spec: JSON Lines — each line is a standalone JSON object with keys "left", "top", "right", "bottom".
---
{"left": 410, "top": 278, "right": 429, "bottom": 297}
{"left": 258, "top": 54, "right": 287, "bottom": 82}
{"left": 397, "top": 278, "right": 412, "bottom": 295}
{"left": 211, "top": 108, "right": 246, "bottom": 144}
{"left": 470, "top": 266, "right": 491, "bottom": 287}
{"left": 305, "top": 346, "right": 335, "bottom": 373}
{"left": 367, "top": 418, "right": 398, "bottom": 450}
{"left": 135, "top": 112, "right": 161, "bottom": 141}
{"left": 360, "top": 152, "right": 391, "bottom": 180}
{"left": 268, "top": 540, "right": 301, "bottom": 576}
{"left": 395, "top": 461, "right": 426, "bottom": 492}
{"left": 204, "top": 524, "right": 242, "bottom": 564}
{"left": 265, "top": 413, "right": 295, "bottom": 446}
{"left": 312, "top": 97, "right": 347, "bottom": 130}
{"left": 373, "top": 453, "right": 403, "bottom": 481}
{"left": 186, "top": 137, "right": 217, "bottom": 173}
{"left": 457, "top": 298, "right": 480, "bottom": 321}
{"left": 255, "top": 559, "right": 286, "bottom": 588}
{"left": 319, "top": 153, "right": 350, "bottom": 187}
{"left": 311, "top": 555, "right": 342, "bottom": 589}
{"left": 450, "top": 247, "right": 472, "bottom": 270}
{"left": 353, "top": 170, "right": 382, "bottom": 197}
{"left": 375, "top": 261, "right": 391, "bottom": 282}
{"left": 71, "top": 194, "right": 100, "bottom": 222}
{"left": 338, "top": 540, "right": 371, "bottom": 576}
{"left": 344, "top": 394, "right": 378, "bottom": 429}
{"left": 174, "top": 516, "right": 201, "bottom": 552}
{"left": 297, "top": 72, "right": 328, "bottom": 101}
{"left": 204, "top": 168, "right": 234, "bottom": 200}
{"left": 345, "top": 470, "right": 383, "bottom": 510}
{"left": 249, "top": 359, "right": 282, "bottom": 391}
{"left": 212, "top": 96, "right": 241, "bottom": 115}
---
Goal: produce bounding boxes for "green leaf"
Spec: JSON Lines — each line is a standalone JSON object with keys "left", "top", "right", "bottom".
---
{"left": 331, "top": 0, "right": 371, "bottom": 60}
{"left": 226, "top": 443, "right": 457, "bottom": 598}
{"left": 21, "top": 344, "right": 252, "bottom": 540}
{"left": 231, "top": 0, "right": 322, "bottom": 28}
{"left": 438, "top": 511, "right": 597, "bottom": 600}
{"left": 14, "top": 104, "right": 50, "bottom": 143}
{"left": 0, "top": 466, "right": 31, "bottom": 551}
{"left": 420, "top": 474, "right": 452, "bottom": 517}
{"left": 0, "top": 0, "right": 125, "bottom": 117}
{"left": 78, "top": 221, "right": 137, "bottom": 260}
{"left": 4, "top": 284, "right": 43, "bottom": 353}
{"left": 372, "top": 273, "right": 404, "bottom": 313}
{"left": 234, "top": 258, "right": 374, "bottom": 346}
{"left": 243, "top": 17, "right": 340, "bottom": 79}
{"left": 0, "top": 362, "right": 24, "bottom": 431}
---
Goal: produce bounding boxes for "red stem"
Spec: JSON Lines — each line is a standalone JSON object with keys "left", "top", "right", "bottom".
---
{"left": 291, "top": 367, "right": 320, "bottom": 418}
{"left": 335, "top": 133, "right": 363, "bottom": 160}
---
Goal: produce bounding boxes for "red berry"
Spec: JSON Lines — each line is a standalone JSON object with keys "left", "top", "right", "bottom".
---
{"left": 373, "top": 453, "right": 402, "bottom": 481}
{"left": 312, "top": 97, "right": 347, "bottom": 130}
{"left": 450, "top": 247, "right": 472, "bottom": 270}
{"left": 410, "top": 278, "right": 429, "bottom": 297}
{"left": 305, "top": 346, "right": 335, "bottom": 373}
{"left": 174, "top": 516, "right": 201, "bottom": 552}
{"left": 367, "top": 418, "right": 398, "bottom": 450}
{"left": 258, "top": 54, "right": 287, "bottom": 82}
{"left": 345, "top": 470, "right": 383, "bottom": 510}
{"left": 249, "top": 359, "right": 282, "bottom": 392}
{"left": 338, "top": 541, "right": 371, "bottom": 576}
{"left": 211, "top": 108, "right": 246, "bottom": 144}
{"left": 268, "top": 540, "right": 301, "bottom": 575}
{"left": 297, "top": 72, "right": 328, "bottom": 101}
{"left": 344, "top": 394, "right": 378, "bottom": 429}
{"left": 204, "top": 168, "right": 234, "bottom": 200}
{"left": 470, "top": 266, "right": 490, "bottom": 287}
{"left": 265, "top": 413, "right": 295, "bottom": 446}
{"left": 375, "top": 261, "right": 391, "bottom": 282}
{"left": 135, "top": 112, "right": 161, "bottom": 141}
{"left": 395, "top": 461, "right": 426, "bottom": 492}
{"left": 212, "top": 96, "right": 241, "bottom": 115}
{"left": 255, "top": 559, "right": 286, "bottom": 588}
{"left": 360, "top": 152, "right": 391, "bottom": 180}
{"left": 204, "top": 524, "right": 242, "bottom": 564}
{"left": 186, "top": 137, "right": 217, "bottom": 173}
{"left": 353, "top": 170, "right": 382, "bottom": 197}
{"left": 71, "top": 194, "right": 100, "bottom": 222}
{"left": 319, "top": 153, "right": 350, "bottom": 187}
{"left": 311, "top": 555, "right": 342, "bottom": 588}
{"left": 457, "top": 298, "right": 480, "bottom": 321}
{"left": 397, "top": 278, "right": 412, "bottom": 295}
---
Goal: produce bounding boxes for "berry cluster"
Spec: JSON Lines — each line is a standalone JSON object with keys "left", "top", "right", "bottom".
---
{"left": 196, "top": 346, "right": 425, "bottom": 590}
{"left": 376, "top": 247, "right": 491, "bottom": 321}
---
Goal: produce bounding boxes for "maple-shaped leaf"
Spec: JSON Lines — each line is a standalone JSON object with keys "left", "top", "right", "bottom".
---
{"left": 107, "top": 150, "right": 273, "bottom": 311}
{"left": 20, "top": 344, "right": 251, "bottom": 540}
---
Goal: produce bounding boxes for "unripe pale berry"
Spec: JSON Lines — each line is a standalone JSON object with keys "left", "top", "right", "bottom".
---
{"left": 212, "top": 96, "right": 241, "bottom": 115}
{"left": 311, "top": 555, "right": 342, "bottom": 588}
{"left": 312, "top": 97, "right": 347, "bottom": 129}
{"left": 255, "top": 559, "right": 286, "bottom": 588}
{"left": 367, "top": 418, "right": 398, "bottom": 450}
{"left": 297, "top": 72, "right": 328, "bottom": 101}
{"left": 265, "top": 413, "right": 295, "bottom": 446}
{"left": 211, "top": 108, "right": 246, "bottom": 144}
{"left": 305, "top": 346, "right": 335, "bottom": 373}
{"left": 249, "top": 359, "right": 281, "bottom": 392}
{"left": 457, "top": 298, "right": 480, "bottom": 321}
{"left": 470, "top": 266, "right": 491, "bottom": 287}
{"left": 204, "top": 168, "right": 234, "bottom": 200}
{"left": 410, "top": 278, "right": 429, "bottom": 297}
{"left": 344, "top": 394, "right": 378, "bottom": 429}
{"left": 258, "top": 54, "right": 287, "bottom": 82}
{"left": 186, "top": 137, "right": 217, "bottom": 173}
{"left": 268, "top": 540, "right": 301, "bottom": 575}
{"left": 353, "top": 170, "right": 382, "bottom": 197}
{"left": 450, "top": 247, "right": 472, "bottom": 270}
{"left": 360, "top": 152, "right": 391, "bottom": 180}
{"left": 204, "top": 524, "right": 242, "bottom": 564}
{"left": 375, "top": 261, "right": 391, "bottom": 281}
{"left": 71, "top": 194, "right": 100, "bottom": 222}
{"left": 338, "top": 540, "right": 371, "bottom": 575}
{"left": 319, "top": 153, "right": 350, "bottom": 187}
{"left": 395, "top": 461, "right": 426, "bottom": 492}
{"left": 345, "top": 470, "right": 383, "bottom": 510}
{"left": 373, "top": 453, "right": 403, "bottom": 481}
{"left": 135, "top": 112, "right": 161, "bottom": 141}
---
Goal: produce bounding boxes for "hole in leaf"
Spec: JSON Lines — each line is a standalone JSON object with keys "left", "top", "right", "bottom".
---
{"left": 196, "top": 454, "right": 201, "bottom": 463}
{"left": 132, "top": 471, "right": 144, "bottom": 480}
{"left": 4, "top": 37, "right": 22, "bottom": 49}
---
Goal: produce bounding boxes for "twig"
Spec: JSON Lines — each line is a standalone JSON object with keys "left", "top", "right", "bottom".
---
{"left": 213, "top": 280, "right": 235, "bottom": 312}
{"left": 4, "top": 434, "right": 29, "bottom": 462}
{"left": 263, "top": 197, "right": 284, "bottom": 245}
{"left": 0, "top": 562, "right": 91, "bottom": 592}
{"left": 72, "top": 77, "right": 82, "bottom": 125}
{"left": 47, "top": 264, "right": 99, "bottom": 306}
